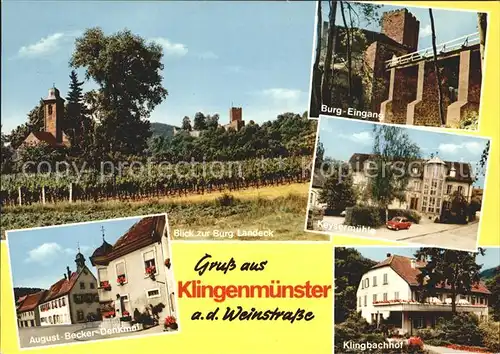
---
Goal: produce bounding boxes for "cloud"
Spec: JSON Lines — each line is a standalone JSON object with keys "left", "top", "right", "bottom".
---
{"left": 198, "top": 51, "right": 218, "bottom": 60}
{"left": 226, "top": 65, "right": 243, "bottom": 73}
{"left": 438, "top": 141, "right": 484, "bottom": 155}
{"left": 420, "top": 24, "right": 432, "bottom": 38}
{"left": 339, "top": 131, "right": 373, "bottom": 145}
{"left": 26, "top": 243, "right": 64, "bottom": 264}
{"left": 150, "top": 37, "right": 188, "bottom": 57}
{"left": 17, "top": 32, "right": 79, "bottom": 58}
{"left": 259, "top": 88, "right": 302, "bottom": 101}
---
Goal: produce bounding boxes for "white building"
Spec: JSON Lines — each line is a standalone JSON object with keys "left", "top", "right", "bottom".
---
{"left": 38, "top": 252, "right": 99, "bottom": 326}
{"left": 90, "top": 215, "right": 176, "bottom": 326}
{"left": 356, "top": 253, "right": 490, "bottom": 335}
{"left": 351, "top": 154, "right": 474, "bottom": 216}
{"left": 17, "top": 291, "right": 46, "bottom": 327}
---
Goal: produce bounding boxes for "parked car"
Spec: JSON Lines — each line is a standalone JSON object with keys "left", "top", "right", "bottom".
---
{"left": 386, "top": 217, "right": 411, "bottom": 230}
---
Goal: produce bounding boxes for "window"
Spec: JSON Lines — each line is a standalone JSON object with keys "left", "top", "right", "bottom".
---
{"left": 413, "top": 317, "right": 424, "bottom": 329}
{"left": 116, "top": 261, "right": 127, "bottom": 281}
{"left": 358, "top": 297, "right": 361, "bottom": 307}
{"left": 98, "top": 268, "right": 108, "bottom": 283}
{"left": 383, "top": 273, "right": 388, "bottom": 285}
{"left": 147, "top": 289, "right": 161, "bottom": 299}
{"left": 77, "top": 310, "right": 84, "bottom": 321}
{"left": 394, "top": 291, "right": 400, "bottom": 300}
{"left": 90, "top": 283, "right": 95, "bottom": 289}
{"left": 458, "top": 186, "right": 463, "bottom": 195}
{"left": 143, "top": 250, "right": 157, "bottom": 274}
{"left": 383, "top": 293, "right": 388, "bottom": 301}
{"left": 446, "top": 185, "right": 452, "bottom": 194}
{"left": 62, "top": 297, "right": 66, "bottom": 306}
{"left": 365, "top": 278, "right": 370, "bottom": 288}
{"left": 48, "top": 105, "right": 53, "bottom": 115}
{"left": 364, "top": 295, "right": 367, "bottom": 307}
{"left": 80, "top": 282, "right": 85, "bottom": 290}
{"left": 373, "top": 276, "right": 377, "bottom": 287}
{"left": 373, "top": 294, "right": 377, "bottom": 303}
{"left": 121, "top": 294, "right": 129, "bottom": 302}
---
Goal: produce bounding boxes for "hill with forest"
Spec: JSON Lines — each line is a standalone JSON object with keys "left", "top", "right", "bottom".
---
{"left": 14, "top": 287, "right": 45, "bottom": 301}
{"left": 150, "top": 122, "right": 178, "bottom": 138}
{"left": 480, "top": 266, "right": 499, "bottom": 281}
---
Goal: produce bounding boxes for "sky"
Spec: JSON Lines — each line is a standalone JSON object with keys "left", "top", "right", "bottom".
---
{"left": 318, "top": 117, "right": 490, "bottom": 188}
{"left": 353, "top": 247, "right": 500, "bottom": 273}
{"left": 321, "top": 1, "right": 481, "bottom": 50}
{"left": 5, "top": 215, "right": 157, "bottom": 290}
{"left": 1, "top": 1, "right": 316, "bottom": 134}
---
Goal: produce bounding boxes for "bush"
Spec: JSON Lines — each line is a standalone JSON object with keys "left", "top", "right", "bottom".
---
{"left": 345, "top": 206, "right": 383, "bottom": 227}
{"left": 388, "top": 209, "right": 421, "bottom": 224}
{"left": 436, "top": 313, "right": 484, "bottom": 347}
{"left": 479, "top": 321, "right": 500, "bottom": 353}
{"left": 215, "top": 193, "right": 235, "bottom": 207}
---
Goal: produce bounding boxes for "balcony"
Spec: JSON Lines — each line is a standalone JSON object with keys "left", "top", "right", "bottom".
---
{"left": 373, "top": 300, "right": 487, "bottom": 313}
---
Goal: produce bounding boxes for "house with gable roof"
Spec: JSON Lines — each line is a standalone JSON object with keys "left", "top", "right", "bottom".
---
{"left": 17, "top": 291, "right": 47, "bottom": 327}
{"left": 90, "top": 215, "right": 176, "bottom": 327}
{"left": 356, "top": 253, "right": 490, "bottom": 335}
{"left": 37, "top": 250, "right": 99, "bottom": 326}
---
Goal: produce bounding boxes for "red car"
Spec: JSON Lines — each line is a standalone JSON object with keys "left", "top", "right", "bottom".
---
{"left": 386, "top": 217, "right": 412, "bottom": 230}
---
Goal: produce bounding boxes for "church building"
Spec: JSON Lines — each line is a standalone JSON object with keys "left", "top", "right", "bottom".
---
{"left": 22, "top": 86, "right": 71, "bottom": 148}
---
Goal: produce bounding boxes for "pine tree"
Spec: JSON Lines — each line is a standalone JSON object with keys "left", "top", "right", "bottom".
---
{"left": 66, "top": 70, "right": 84, "bottom": 104}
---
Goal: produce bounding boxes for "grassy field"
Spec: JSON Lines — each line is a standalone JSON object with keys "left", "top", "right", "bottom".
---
{"left": 1, "top": 183, "right": 328, "bottom": 241}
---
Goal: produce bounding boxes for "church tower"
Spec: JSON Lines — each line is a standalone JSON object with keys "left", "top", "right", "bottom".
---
{"left": 43, "top": 86, "right": 65, "bottom": 143}
{"left": 75, "top": 244, "right": 86, "bottom": 272}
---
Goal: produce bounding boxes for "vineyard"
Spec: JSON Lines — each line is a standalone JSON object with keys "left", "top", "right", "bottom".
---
{"left": 0, "top": 157, "right": 311, "bottom": 206}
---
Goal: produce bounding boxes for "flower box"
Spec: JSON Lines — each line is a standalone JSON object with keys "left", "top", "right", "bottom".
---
{"left": 163, "top": 316, "right": 178, "bottom": 331}
{"left": 117, "top": 276, "right": 126, "bottom": 285}
{"left": 99, "top": 281, "right": 112, "bottom": 291}
{"left": 145, "top": 266, "right": 156, "bottom": 275}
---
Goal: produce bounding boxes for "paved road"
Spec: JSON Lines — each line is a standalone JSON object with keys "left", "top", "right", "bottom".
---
{"left": 316, "top": 216, "right": 478, "bottom": 250}
{"left": 425, "top": 344, "right": 485, "bottom": 354}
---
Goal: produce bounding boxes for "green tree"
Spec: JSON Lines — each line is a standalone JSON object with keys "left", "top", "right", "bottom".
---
{"left": 370, "top": 125, "right": 421, "bottom": 222}
{"left": 334, "top": 247, "right": 376, "bottom": 323}
{"left": 315, "top": 141, "right": 325, "bottom": 168}
{"left": 9, "top": 102, "right": 45, "bottom": 149}
{"left": 1, "top": 129, "right": 14, "bottom": 174}
{"left": 319, "top": 161, "right": 357, "bottom": 214}
{"left": 485, "top": 267, "right": 500, "bottom": 321}
{"left": 205, "top": 114, "right": 220, "bottom": 130}
{"left": 70, "top": 28, "right": 168, "bottom": 156}
{"left": 193, "top": 112, "right": 206, "bottom": 131}
{"left": 414, "top": 247, "right": 485, "bottom": 314}
{"left": 181, "top": 116, "right": 192, "bottom": 131}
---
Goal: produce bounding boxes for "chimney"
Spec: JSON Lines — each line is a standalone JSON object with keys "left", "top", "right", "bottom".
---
{"left": 64, "top": 273, "right": 67, "bottom": 280}
{"left": 66, "top": 266, "right": 71, "bottom": 280}
{"left": 386, "top": 253, "right": 391, "bottom": 258}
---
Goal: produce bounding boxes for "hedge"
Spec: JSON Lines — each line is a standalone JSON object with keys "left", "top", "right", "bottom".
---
{"left": 345, "top": 206, "right": 421, "bottom": 228}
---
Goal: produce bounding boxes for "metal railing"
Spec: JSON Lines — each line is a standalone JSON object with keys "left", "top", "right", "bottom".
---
{"left": 385, "top": 32, "right": 480, "bottom": 69}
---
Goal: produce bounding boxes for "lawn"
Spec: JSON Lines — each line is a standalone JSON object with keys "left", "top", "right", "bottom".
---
{"left": 1, "top": 183, "right": 327, "bottom": 241}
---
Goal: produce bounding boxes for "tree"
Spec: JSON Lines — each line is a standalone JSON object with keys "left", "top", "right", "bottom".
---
{"left": 70, "top": 28, "right": 168, "bottom": 156}
{"left": 414, "top": 247, "right": 485, "bottom": 314}
{"left": 205, "top": 114, "right": 220, "bottom": 130}
{"left": 334, "top": 247, "right": 376, "bottom": 323}
{"left": 429, "top": 9, "right": 445, "bottom": 126}
{"left": 193, "top": 112, "right": 207, "bottom": 131}
{"left": 477, "top": 13, "right": 487, "bottom": 70}
{"left": 485, "top": 267, "right": 500, "bottom": 321}
{"left": 181, "top": 116, "right": 192, "bottom": 131}
{"left": 311, "top": 0, "right": 323, "bottom": 116}
{"left": 319, "top": 161, "right": 357, "bottom": 214}
{"left": 315, "top": 141, "right": 325, "bottom": 168}
{"left": 321, "top": 0, "right": 338, "bottom": 109}
{"left": 1, "top": 128, "right": 14, "bottom": 174}
{"left": 65, "top": 70, "right": 93, "bottom": 153}
{"left": 370, "top": 125, "right": 421, "bottom": 222}
{"left": 9, "top": 102, "right": 45, "bottom": 149}
{"left": 339, "top": 1, "right": 352, "bottom": 105}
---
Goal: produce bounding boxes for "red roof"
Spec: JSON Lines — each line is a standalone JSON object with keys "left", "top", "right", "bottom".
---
{"left": 113, "top": 217, "right": 158, "bottom": 250}
{"left": 29, "top": 132, "right": 59, "bottom": 146}
{"left": 372, "top": 255, "right": 491, "bottom": 294}
{"left": 16, "top": 295, "right": 28, "bottom": 304}
{"left": 90, "top": 216, "right": 165, "bottom": 266}
{"left": 43, "top": 272, "right": 79, "bottom": 302}
{"left": 18, "top": 291, "right": 47, "bottom": 312}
